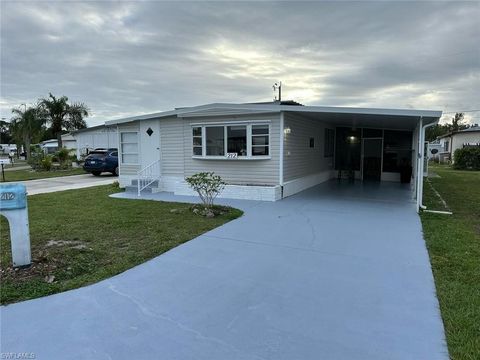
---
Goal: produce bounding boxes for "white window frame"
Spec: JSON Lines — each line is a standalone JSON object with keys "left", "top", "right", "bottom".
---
{"left": 120, "top": 131, "right": 139, "bottom": 164}
{"left": 191, "top": 122, "right": 271, "bottom": 160}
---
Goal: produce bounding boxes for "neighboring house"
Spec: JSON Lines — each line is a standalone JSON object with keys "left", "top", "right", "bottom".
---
{"left": 0, "top": 144, "right": 17, "bottom": 155}
{"left": 71, "top": 125, "right": 118, "bottom": 159}
{"left": 105, "top": 101, "right": 442, "bottom": 210}
{"left": 62, "top": 133, "right": 77, "bottom": 150}
{"left": 39, "top": 134, "right": 77, "bottom": 154}
{"left": 437, "top": 125, "right": 480, "bottom": 163}
{"left": 39, "top": 139, "right": 59, "bottom": 154}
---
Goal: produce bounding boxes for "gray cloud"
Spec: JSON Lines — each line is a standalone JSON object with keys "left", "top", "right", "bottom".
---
{"left": 1, "top": 1, "right": 479, "bottom": 126}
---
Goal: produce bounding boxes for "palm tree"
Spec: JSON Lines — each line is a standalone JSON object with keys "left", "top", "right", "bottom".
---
{"left": 38, "top": 93, "right": 89, "bottom": 148}
{"left": 10, "top": 105, "right": 45, "bottom": 160}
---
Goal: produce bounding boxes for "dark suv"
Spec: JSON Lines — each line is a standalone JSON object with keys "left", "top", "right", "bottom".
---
{"left": 83, "top": 148, "right": 118, "bottom": 176}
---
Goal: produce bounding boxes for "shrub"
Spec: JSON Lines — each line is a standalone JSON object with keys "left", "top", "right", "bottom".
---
{"left": 56, "top": 148, "right": 70, "bottom": 164}
{"left": 40, "top": 155, "right": 53, "bottom": 171}
{"left": 185, "top": 172, "right": 226, "bottom": 208}
{"left": 453, "top": 147, "right": 480, "bottom": 170}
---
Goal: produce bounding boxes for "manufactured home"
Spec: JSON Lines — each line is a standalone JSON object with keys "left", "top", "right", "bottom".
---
{"left": 106, "top": 101, "right": 442, "bottom": 211}
{"left": 437, "top": 125, "right": 480, "bottom": 163}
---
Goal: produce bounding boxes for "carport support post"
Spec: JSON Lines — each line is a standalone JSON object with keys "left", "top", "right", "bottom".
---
{"left": 279, "top": 111, "right": 284, "bottom": 190}
{"left": 416, "top": 117, "right": 423, "bottom": 212}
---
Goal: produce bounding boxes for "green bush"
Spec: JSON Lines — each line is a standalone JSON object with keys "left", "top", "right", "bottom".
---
{"left": 56, "top": 148, "right": 70, "bottom": 164}
{"left": 454, "top": 147, "right": 480, "bottom": 170}
{"left": 185, "top": 172, "right": 226, "bottom": 209}
{"left": 40, "top": 155, "right": 53, "bottom": 171}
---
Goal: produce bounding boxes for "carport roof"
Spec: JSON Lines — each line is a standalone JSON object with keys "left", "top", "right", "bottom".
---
{"left": 105, "top": 102, "right": 442, "bottom": 129}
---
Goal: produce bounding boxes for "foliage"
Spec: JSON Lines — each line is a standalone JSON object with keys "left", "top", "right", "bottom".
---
{"left": 425, "top": 113, "right": 469, "bottom": 142}
{"left": 56, "top": 148, "right": 70, "bottom": 164}
{"left": 27, "top": 146, "right": 46, "bottom": 170}
{"left": 0, "top": 119, "right": 12, "bottom": 144}
{"left": 453, "top": 147, "right": 480, "bottom": 170}
{"left": 38, "top": 93, "right": 89, "bottom": 148}
{"left": 40, "top": 155, "right": 53, "bottom": 171}
{"left": 185, "top": 172, "right": 226, "bottom": 208}
{"left": 1, "top": 168, "right": 85, "bottom": 182}
{"left": 9, "top": 105, "right": 46, "bottom": 160}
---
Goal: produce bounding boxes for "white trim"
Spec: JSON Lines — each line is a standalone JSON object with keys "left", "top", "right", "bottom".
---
{"left": 191, "top": 123, "right": 270, "bottom": 159}
{"left": 106, "top": 102, "right": 442, "bottom": 126}
{"left": 191, "top": 156, "right": 271, "bottom": 160}
{"left": 190, "top": 119, "right": 271, "bottom": 126}
{"left": 279, "top": 112, "right": 284, "bottom": 186}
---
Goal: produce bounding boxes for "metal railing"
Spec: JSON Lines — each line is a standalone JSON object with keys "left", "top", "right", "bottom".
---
{"left": 137, "top": 159, "right": 161, "bottom": 196}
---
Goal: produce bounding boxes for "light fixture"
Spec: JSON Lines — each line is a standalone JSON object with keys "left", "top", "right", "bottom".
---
{"left": 284, "top": 127, "right": 291, "bottom": 135}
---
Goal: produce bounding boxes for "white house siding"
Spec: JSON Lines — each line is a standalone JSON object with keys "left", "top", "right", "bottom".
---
{"left": 74, "top": 126, "right": 118, "bottom": 159}
{"left": 451, "top": 131, "right": 480, "bottom": 158}
{"left": 282, "top": 112, "right": 335, "bottom": 196}
{"left": 159, "top": 116, "right": 185, "bottom": 191}
{"left": 182, "top": 113, "right": 281, "bottom": 186}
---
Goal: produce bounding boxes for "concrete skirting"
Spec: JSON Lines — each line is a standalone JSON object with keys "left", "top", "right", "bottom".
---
{"left": 175, "top": 180, "right": 282, "bottom": 201}
{"left": 282, "top": 170, "right": 334, "bottom": 198}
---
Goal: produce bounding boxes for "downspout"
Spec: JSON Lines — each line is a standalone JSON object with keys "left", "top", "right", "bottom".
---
{"left": 416, "top": 117, "right": 437, "bottom": 212}
{"left": 279, "top": 111, "right": 285, "bottom": 198}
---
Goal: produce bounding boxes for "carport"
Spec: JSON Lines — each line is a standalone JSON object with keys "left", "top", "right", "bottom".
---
{"left": 280, "top": 105, "right": 441, "bottom": 211}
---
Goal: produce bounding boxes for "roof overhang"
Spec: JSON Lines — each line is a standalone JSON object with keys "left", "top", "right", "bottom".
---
{"left": 105, "top": 102, "right": 442, "bottom": 129}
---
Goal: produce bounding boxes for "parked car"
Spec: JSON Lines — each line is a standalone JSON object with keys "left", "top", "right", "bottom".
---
{"left": 83, "top": 148, "right": 118, "bottom": 176}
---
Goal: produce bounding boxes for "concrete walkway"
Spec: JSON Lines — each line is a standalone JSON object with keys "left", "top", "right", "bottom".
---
{"left": 0, "top": 181, "right": 448, "bottom": 359}
{"left": 6, "top": 173, "right": 116, "bottom": 195}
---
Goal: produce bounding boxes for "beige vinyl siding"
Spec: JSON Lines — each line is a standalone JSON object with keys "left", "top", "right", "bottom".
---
{"left": 183, "top": 114, "right": 281, "bottom": 185}
{"left": 283, "top": 112, "right": 334, "bottom": 182}
{"left": 118, "top": 122, "right": 140, "bottom": 175}
{"left": 160, "top": 116, "right": 184, "bottom": 176}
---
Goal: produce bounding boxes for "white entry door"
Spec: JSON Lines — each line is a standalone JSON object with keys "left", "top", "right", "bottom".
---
{"left": 139, "top": 120, "right": 161, "bottom": 169}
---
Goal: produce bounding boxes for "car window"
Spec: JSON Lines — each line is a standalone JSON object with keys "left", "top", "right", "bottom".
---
{"left": 110, "top": 152, "right": 118, "bottom": 157}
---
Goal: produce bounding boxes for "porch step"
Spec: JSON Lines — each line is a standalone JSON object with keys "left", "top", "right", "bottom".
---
{"left": 125, "top": 185, "right": 154, "bottom": 194}
{"left": 125, "top": 179, "right": 161, "bottom": 194}
{"left": 130, "top": 179, "right": 159, "bottom": 187}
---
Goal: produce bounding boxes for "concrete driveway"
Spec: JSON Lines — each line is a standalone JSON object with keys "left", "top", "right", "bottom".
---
{"left": 10, "top": 173, "right": 116, "bottom": 195}
{"left": 0, "top": 181, "right": 447, "bottom": 359}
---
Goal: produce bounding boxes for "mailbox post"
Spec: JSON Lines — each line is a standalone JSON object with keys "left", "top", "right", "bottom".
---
{"left": 0, "top": 184, "right": 31, "bottom": 267}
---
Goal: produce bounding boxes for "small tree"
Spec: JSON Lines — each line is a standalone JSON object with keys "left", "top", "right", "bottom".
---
{"left": 185, "top": 172, "right": 226, "bottom": 208}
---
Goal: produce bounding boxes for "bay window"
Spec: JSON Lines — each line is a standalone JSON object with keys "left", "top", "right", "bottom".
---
{"left": 192, "top": 126, "right": 202, "bottom": 156}
{"left": 251, "top": 125, "right": 269, "bottom": 156}
{"left": 192, "top": 123, "right": 270, "bottom": 158}
{"left": 227, "top": 126, "right": 247, "bottom": 156}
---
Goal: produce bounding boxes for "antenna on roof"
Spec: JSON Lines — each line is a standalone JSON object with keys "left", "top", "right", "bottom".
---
{"left": 273, "top": 81, "right": 282, "bottom": 102}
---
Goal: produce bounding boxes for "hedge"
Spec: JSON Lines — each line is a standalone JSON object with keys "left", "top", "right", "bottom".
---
{"left": 453, "top": 147, "right": 480, "bottom": 170}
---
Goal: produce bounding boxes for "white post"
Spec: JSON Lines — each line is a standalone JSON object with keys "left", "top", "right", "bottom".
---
{"left": 279, "top": 111, "right": 284, "bottom": 188}
{"left": 416, "top": 117, "right": 423, "bottom": 212}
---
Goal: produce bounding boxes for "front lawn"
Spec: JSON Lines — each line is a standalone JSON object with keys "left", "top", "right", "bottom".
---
{"left": 1, "top": 167, "right": 86, "bottom": 182}
{"left": 421, "top": 164, "right": 480, "bottom": 359}
{"left": 0, "top": 185, "right": 242, "bottom": 304}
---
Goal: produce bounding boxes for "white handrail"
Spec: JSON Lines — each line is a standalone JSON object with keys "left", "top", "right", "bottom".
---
{"left": 137, "top": 159, "right": 161, "bottom": 196}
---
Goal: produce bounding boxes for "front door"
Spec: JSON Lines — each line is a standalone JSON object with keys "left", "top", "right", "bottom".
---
{"left": 362, "top": 138, "right": 382, "bottom": 181}
{"left": 139, "top": 120, "right": 161, "bottom": 169}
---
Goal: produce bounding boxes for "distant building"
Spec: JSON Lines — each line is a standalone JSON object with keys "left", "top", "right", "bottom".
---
{"left": 437, "top": 125, "right": 480, "bottom": 162}
{"left": 71, "top": 125, "right": 118, "bottom": 159}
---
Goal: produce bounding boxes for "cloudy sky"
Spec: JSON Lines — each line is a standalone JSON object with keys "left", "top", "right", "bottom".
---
{"left": 1, "top": 1, "right": 479, "bottom": 126}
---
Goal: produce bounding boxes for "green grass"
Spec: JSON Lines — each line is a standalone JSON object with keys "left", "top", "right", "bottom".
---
{"left": 1, "top": 167, "right": 86, "bottom": 182}
{"left": 0, "top": 185, "right": 242, "bottom": 304}
{"left": 421, "top": 164, "right": 480, "bottom": 359}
